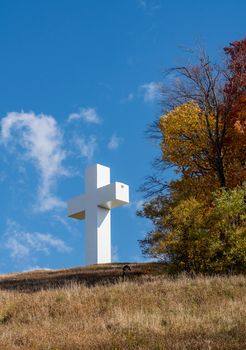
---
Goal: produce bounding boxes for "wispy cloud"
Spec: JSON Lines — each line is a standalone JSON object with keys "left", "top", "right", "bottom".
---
{"left": 23, "top": 266, "right": 52, "bottom": 272}
{"left": 123, "top": 82, "right": 161, "bottom": 105}
{"left": 125, "top": 198, "right": 146, "bottom": 220}
{"left": 127, "top": 199, "right": 145, "bottom": 214}
{"left": 139, "top": 81, "right": 162, "bottom": 103}
{"left": 73, "top": 135, "right": 97, "bottom": 160}
{"left": 3, "top": 221, "right": 70, "bottom": 259}
{"left": 6, "top": 238, "right": 29, "bottom": 259}
{"left": 0, "top": 110, "right": 102, "bottom": 211}
{"left": 3, "top": 220, "right": 71, "bottom": 261}
{"left": 0, "top": 112, "right": 68, "bottom": 212}
{"left": 135, "top": 199, "right": 145, "bottom": 211}
{"left": 136, "top": 0, "right": 161, "bottom": 13}
{"left": 53, "top": 214, "right": 80, "bottom": 236}
{"left": 68, "top": 107, "right": 101, "bottom": 124}
{"left": 107, "top": 134, "right": 123, "bottom": 150}
{"left": 137, "top": 0, "right": 147, "bottom": 9}
{"left": 132, "top": 254, "right": 153, "bottom": 263}
{"left": 120, "top": 93, "right": 134, "bottom": 104}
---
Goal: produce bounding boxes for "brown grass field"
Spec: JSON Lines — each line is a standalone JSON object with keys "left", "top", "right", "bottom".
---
{"left": 0, "top": 263, "right": 245, "bottom": 349}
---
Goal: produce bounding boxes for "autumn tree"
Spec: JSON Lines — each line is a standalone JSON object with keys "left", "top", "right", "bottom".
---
{"left": 139, "top": 185, "right": 246, "bottom": 273}
{"left": 223, "top": 39, "right": 246, "bottom": 186}
{"left": 138, "top": 38, "right": 246, "bottom": 273}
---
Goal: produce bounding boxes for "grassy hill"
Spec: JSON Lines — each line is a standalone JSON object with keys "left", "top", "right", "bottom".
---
{"left": 0, "top": 264, "right": 245, "bottom": 349}
{"left": 0, "top": 263, "right": 153, "bottom": 292}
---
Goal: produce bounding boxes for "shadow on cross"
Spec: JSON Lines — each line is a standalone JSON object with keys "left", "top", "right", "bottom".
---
{"left": 0, "top": 264, "right": 158, "bottom": 293}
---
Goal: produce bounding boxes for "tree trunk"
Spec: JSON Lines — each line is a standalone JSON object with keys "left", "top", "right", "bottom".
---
{"left": 215, "top": 152, "right": 226, "bottom": 188}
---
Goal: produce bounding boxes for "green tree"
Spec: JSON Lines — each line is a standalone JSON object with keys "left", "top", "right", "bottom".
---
{"left": 139, "top": 186, "right": 246, "bottom": 273}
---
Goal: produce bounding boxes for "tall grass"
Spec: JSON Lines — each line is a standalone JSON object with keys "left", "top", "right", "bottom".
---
{"left": 0, "top": 274, "right": 245, "bottom": 349}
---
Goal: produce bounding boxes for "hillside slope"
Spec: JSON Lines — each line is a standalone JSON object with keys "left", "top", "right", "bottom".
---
{"left": 0, "top": 263, "right": 164, "bottom": 292}
{"left": 0, "top": 264, "right": 245, "bottom": 349}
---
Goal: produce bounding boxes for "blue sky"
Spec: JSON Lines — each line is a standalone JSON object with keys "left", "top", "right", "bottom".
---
{"left": 0, "top": 0, "right": 245, "bottom": 273}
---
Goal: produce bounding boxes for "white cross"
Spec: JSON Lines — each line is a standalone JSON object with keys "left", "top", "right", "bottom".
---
{"left": 67, "top": 164, "right": 129, "bottom": 265}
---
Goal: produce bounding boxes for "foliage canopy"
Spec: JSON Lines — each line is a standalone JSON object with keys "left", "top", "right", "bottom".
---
{"left": 139, "top": 38, "right": 246, "bottom": 273}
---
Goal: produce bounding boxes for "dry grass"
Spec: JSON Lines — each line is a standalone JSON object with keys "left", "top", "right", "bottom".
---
{"left": 0, "top": 265, "right": 245, "bottom": 349}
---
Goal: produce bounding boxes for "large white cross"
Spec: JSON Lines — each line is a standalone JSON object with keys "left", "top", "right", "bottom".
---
{"left": 67, "top": 164, "right": 129, "bottom": 265}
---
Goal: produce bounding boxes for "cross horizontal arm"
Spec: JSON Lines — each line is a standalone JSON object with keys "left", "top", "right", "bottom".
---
{"left": 98, "top": 182, "right": 129, "bottom": 209}
{"left": 68, "top": 194, "right": 86, "bottom": 220}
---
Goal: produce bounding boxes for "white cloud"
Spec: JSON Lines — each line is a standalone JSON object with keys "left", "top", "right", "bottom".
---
{"left": 107, "top": 134, "right": 123, "bottom": 150}
{"left": 3, "top": 220, "right": 71, "bottom": 260}
{"left": 137, "top": 0, "right": 147, "bottom": 8}
{"left": 6, "top": 239, "right": 29, "bottom": 259}
{"left": 73, "top": 135, "right": 97, "bottom": 160}
{"left": 68, "top": 107, "right": 101, "bottom": 124}
{"left": 23, "top": 266, "right": 52, "bottom": 272}
{"left": 132, "top": 254, "right": 153, "bottom": 263}
{"left": 126, "top": 198, "right": 145, "bottom": 219}
{"left": 135, "top": 199, "right": 145, "bottom": 210}
{"left": 136, "top": 0, "right": 161, "bottom": 12}
{"left": 53, "top": 214, "right": 80, "bottom": 236}
{"left": 120, "top": 93, "right": 134, "bottom": 103}
{"left": 0, "top": 111, "right": 67, "bottom": 212}
{"left": 128, "top": 199, "right": 145, "bottom": 213}
{"left": 139, "top": 81, "right": 162, "bottom": 103}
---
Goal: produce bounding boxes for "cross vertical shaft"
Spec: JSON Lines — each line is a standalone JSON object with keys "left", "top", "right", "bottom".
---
{"left": 67, "top": 163, "right": 129, "bottom": 266}
{"left": 85, "top": 164, "right": 111, "bottom": 265}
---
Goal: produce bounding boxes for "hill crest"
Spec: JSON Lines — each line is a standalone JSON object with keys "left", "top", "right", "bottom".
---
{"left": 0, "top": 263, "right": 166, "bottom": 292}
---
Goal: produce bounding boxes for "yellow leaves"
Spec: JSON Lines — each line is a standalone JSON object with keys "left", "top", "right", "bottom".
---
{"left": 158, "top": 100, "right": 246, "bottom": 193}
{"left": 159, "top": 101, "right": 212, "bottom": 175}
{"left": 234, "top": 120, "right": 245, "bottom": 134}
{"left": 171, "top": 197, "right": 208, "bottom": 228}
